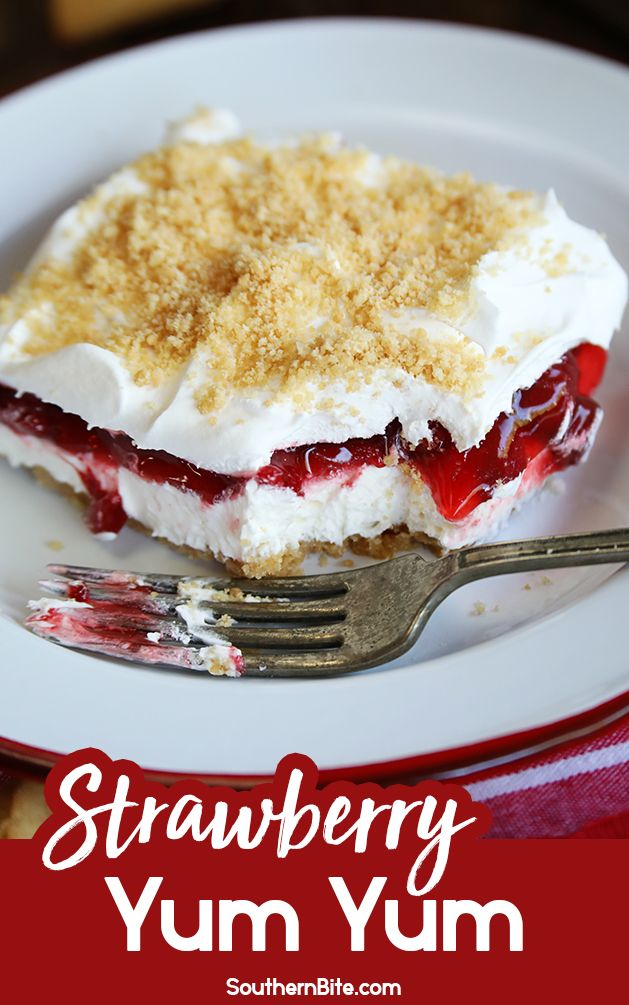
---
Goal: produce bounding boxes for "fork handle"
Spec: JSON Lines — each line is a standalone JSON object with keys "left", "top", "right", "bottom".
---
{"left": 455, "top": 527, "right": 629, "bottom": 583}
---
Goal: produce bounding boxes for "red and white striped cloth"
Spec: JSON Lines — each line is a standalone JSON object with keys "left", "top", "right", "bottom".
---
{"left": 454, "top": 714, "right": 629, "bottom": 837}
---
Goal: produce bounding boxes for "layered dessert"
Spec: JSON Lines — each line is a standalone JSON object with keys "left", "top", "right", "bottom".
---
{"left": 1, "top": 109, "right": 626, "bottom": 576}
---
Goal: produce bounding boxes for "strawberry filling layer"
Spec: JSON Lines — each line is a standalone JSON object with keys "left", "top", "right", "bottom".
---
{"left": 0, "top": 342, "right": 607, "bottom": 534}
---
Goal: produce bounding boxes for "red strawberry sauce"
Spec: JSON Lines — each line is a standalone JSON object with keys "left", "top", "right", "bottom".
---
{"left": 0, "top": 343, "right": 606, "bottom": 532}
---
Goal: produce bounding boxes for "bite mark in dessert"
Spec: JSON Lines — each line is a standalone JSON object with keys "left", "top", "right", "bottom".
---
{"left": 1, "top": 108, "right": 626, "bottom": 574}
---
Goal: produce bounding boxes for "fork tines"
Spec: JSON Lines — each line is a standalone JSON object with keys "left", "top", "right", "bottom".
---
{"left": 27, "top": 563, "right": 352, "bottom": 677}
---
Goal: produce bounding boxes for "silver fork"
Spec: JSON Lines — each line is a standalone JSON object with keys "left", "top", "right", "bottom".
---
{"left": 28, "top": 527, "right": 629, "bottom": 677}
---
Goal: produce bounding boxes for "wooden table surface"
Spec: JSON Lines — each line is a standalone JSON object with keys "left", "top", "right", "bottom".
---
{"left": 1, "top": 1, "right": 628, "bottom": 100}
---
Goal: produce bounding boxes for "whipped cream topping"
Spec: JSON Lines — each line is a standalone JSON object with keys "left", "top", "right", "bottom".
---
{"left": 0, "top": 111, "right": 626, "bottom": 475}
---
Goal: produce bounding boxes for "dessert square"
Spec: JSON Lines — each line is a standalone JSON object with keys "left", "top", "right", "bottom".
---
{"left": 0, "top": 109, "right": 626, "bottom": 576}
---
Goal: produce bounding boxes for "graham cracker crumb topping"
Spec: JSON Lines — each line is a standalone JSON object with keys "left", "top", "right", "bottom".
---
{"left": 4, "top": 130, "right": 538, "bottom": 409}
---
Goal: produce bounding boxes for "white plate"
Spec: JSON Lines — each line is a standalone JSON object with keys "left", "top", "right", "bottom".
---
{"left": 1, "top": 19, "right": 628, "bottom": 777}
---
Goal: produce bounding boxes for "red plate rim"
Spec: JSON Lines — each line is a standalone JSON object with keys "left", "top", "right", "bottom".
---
{"left": 1, "top": 687, "right": 628, "bottom": 785}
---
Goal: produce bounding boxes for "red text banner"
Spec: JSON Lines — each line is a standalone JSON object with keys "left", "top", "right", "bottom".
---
{"left": 0, "top": 749, "right": 626, "bottom": 1001}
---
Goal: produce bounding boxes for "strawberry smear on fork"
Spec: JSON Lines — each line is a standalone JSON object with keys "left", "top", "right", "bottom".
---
{"left": 26, "top": 573, "right": 246, "bottom": 677}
